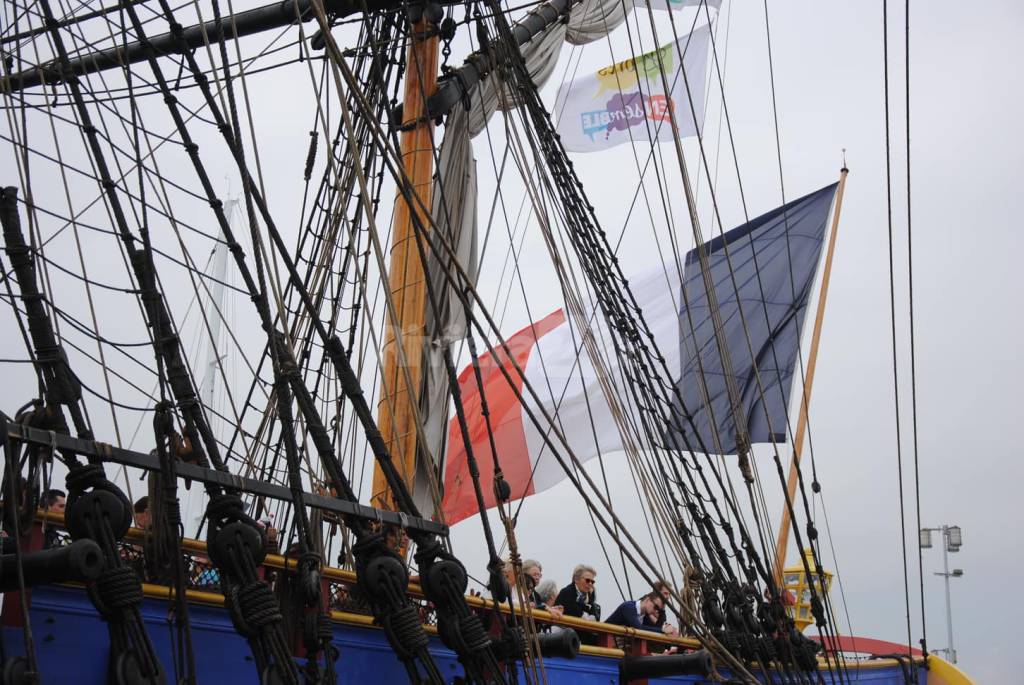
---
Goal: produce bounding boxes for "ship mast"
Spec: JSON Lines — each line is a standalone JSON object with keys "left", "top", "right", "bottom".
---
{"left": 772, "top": 166, "right": 849, "bottom": 586}
{"left": 371, "top": 9, "right": 441, "bottom": 512}
{"left": 200, "top": 196, "right": 238, "bottom": 415}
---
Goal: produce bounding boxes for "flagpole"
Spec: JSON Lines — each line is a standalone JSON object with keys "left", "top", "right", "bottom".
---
{"left": 772, "top": 166, "right": 849, "bottom": 588}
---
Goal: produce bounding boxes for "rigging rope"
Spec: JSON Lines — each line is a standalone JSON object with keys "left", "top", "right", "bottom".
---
{"left": 882, "top": 0, "right": 917, "bottom": 663}
{"left": 903, "top": 0, "right": 928, "bottom": 657}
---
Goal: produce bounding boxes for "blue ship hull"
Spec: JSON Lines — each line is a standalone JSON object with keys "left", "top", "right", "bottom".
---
{"left": 3, "top": 586, "right": 925, "bottom": 684}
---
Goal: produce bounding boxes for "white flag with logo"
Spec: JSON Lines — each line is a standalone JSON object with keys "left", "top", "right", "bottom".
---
{"left": 635, "top": 0, "right": 721, "bottom": 12}
{"left": 553, "top": 24, "right": 711, "bottom": 153}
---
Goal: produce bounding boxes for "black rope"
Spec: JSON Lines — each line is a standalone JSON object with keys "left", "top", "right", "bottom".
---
{"left": 903, "top": 0, "right": 928, "bottom": 657}
{"left": 882, "top": 0, "right": 917, "bottom": 662}
{"left": 152, "top": 402, "right": 198, "bottom": 683}
{"left": 1, "top": 430, "right": 39, "bottom": 680}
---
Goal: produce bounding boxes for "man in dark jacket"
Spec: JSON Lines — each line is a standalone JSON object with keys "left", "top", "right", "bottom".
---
{"left": 605, "top": 591, "right": 664, "bottom": 630}
{"left": 42, "top": 488, "right": 66, "bottom": 548}
{"left": 649, "top": 580, "right": 679, "bottom": 635}
{"left": 555, "top": 564, "right": 600, "bottom": 621}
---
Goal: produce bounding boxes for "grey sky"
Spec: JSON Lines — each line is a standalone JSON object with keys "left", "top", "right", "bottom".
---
{"left": 1, "top": 0, "right": 1020, "bottom": 682}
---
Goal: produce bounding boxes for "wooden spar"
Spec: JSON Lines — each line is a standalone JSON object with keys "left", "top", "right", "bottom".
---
{"left": 371, "top": 16, "right": 440, "bottom": 512}
{"left": 772, "top": 167, "right": 849, "bottom": 587}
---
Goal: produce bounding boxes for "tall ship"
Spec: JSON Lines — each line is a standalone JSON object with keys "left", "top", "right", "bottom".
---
{"left": 0, "top": 0, "right": 977, "bottom": 683}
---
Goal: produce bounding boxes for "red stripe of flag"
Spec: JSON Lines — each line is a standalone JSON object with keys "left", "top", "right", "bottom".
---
{"left": 441, "top": 309, "right": 565, "bottom": 525}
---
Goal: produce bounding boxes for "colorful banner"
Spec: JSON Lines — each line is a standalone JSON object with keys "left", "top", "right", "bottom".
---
{"left": 553, "top": 24, "right": 711, "bottom": 153}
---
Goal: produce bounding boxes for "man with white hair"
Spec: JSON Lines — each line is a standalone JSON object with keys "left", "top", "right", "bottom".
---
{"left": 535, "top": 580, "right": 558, "bottom": 609}
{"left": 555, "top": 564, "right": 599, "bottom": 621}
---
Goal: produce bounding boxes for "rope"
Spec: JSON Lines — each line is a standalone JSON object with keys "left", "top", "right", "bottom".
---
{"left": 93, "top": 566, "right": 144, "bottom": 613}
{"left": 237, "top": 581, "right": 284, "bottom": 629}
{"left": 883, "top": 0, "right": 917, "bottom": 662}
{"left": 903, "top": 0, "right": 929, "bottom": 657}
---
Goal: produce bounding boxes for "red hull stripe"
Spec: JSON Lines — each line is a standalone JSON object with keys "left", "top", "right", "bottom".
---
{"left": 442, "top": 309, "right": 566, "bottom": 525}
{"left": 811, "top": 635, "right": 924, "bottom": 657}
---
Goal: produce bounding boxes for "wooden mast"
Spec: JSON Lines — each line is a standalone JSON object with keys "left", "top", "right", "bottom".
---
{"left": 772, "top": 167, "right": 849, "bottom": 587}
{"left": 371, "top": 12, "right": 440, "bottom": 512}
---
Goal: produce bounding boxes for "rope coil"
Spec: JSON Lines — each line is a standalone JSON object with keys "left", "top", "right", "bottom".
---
{"left": 92, "top": 566, "right": 144, "bottom": 615}
{"left": 380, "top": 604, "right": 430, "bottom": 659}
{"left": 237, "top": 581, "right": 284, "bottom": 630}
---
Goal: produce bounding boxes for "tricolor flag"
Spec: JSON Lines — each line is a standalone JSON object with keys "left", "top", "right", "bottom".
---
{"left": 634, "top": 0, "right": 722, "bottom": 12}
{"left": 552, "top": 25, "right": 711, "bottom": 153}
{"left": 441, "top": 185, "right": 839, "bottom": 525}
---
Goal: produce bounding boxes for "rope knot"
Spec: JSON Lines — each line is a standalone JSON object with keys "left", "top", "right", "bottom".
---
{"left": 152, "top": 400, "right": 175, "bottom": 436}
{"left": 93, "top": 566, "right": 143, "bottom": 616}
{"left": 380, "top": 604, "right": 428, "bottom": 659}
{"left": 65, "top": 463, "right": 107, "bottom": 494}
{"left": 458, "top": 612, "right": 491, "bottom": 653}
{"left": 206, "top": 493, "right": 248, "bottom": 526}
{"left": 237, "top": 581, "right": 282, "bottom": 630}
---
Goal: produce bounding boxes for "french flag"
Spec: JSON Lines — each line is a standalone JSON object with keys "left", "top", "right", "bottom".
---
{"left": 442, "top": 184, "right": 839, "bottom": 525}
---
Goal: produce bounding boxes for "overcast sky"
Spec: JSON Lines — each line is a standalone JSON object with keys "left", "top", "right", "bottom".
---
{"left": 2, "top": 0, "right": 1021, "bottom": 682}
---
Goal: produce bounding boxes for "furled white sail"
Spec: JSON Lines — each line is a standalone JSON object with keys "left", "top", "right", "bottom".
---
{"left": 419, "top": 0, "right": 635, "bottom": 505}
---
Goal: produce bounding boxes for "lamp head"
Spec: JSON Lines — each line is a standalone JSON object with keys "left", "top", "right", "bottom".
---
{"left": 946, "top": 526, "right": 962, "bottom": 552}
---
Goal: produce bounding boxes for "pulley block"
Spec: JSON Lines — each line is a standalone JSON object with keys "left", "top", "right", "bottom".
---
{"left": 66, "top": 489, "right": 131, "bottom": 541}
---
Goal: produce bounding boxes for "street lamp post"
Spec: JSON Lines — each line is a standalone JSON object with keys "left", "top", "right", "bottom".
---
{"left": 920, "top": 525, "right": 963, "bottom": 664}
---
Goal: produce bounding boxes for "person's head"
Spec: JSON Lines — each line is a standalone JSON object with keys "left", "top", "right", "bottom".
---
{"left": 384, "top": 524, "right": 406, "bottom": 551}
{"left": 44, "top": 489, "right": 66, "bottom": 513}
{"left": 653, "top": 580, "right": 672, "bottom": 602}
{"left": 572, "top": 564, "right": 597, "bottom": 593}
{"left": 257, "top": 514, "right": 278, "bottom": 544}
{"left": 640, "top": 591, "right": 666, "bottom": 622}
{"left": 133, "top": 496, "right": 150, "bottom": 529}
{"left": 503, "top": 559, "right": 515, "bottom": 585}
{"left": 536, "top": 580, "right": 558, "bottom": 606}
{"left": 522, "top": 559, "right": 542, "bottom": 589}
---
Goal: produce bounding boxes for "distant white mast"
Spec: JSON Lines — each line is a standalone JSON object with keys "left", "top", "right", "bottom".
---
{"left": 199, "top": 196, "right": 238, "bottom": 413}
{"left": 188, "top": 194, "right": 238, "bottom": 536}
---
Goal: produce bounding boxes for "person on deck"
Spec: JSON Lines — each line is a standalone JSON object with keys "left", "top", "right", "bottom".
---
{"left": 555, "top": 564, "right": 599, "bottom": 621}
{"left": 501, "top": 560, "right": 528, "bottom": 609}
{"left": 522, "top": 559, "right": 543, "bottom": 599}
{"left": 605, "top": 590, "right": 665, "bottom": 631}
{"left": 118, "top": 497, "right": 152, "bottom": 581}
{"left": 133, "top": 496, "right": 150, "bottom": 530}
{"left": 501, "top": 560, "right": 564, "bottom": 617}
{"left": 42, "top": 488, "right": 66, "bottom": 548}
{"left": 649, "top": 580, "right": 679, "bottom": 636}
{"left": 43, "top": 488, "right": 65, "bottom": 514}
{"left": 521, "top": 559, "right": 563, "bottom": 618}
{"left": 536, "top": 580, "right": 558, "bottom": 610}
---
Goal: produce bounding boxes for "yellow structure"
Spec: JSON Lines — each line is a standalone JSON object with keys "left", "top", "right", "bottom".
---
{"left": 927, "top": 654, "right": 976, "bottom": 685}
{"left": 782, "top": 548, "right": 834, "bottom": 631}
